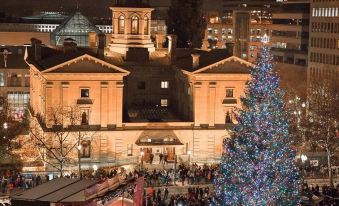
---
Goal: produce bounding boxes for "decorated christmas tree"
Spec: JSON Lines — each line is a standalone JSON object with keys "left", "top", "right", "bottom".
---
{"left": 213, "top": 45, "right": 300, "bottom": 205}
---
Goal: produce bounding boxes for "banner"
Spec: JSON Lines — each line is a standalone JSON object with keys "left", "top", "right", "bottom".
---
{"left": 133, "top": 177, "right": 144, "bottom": 206}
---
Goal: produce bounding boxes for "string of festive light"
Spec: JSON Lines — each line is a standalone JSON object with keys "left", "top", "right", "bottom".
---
{"left": 213, "top": 46, "right": 301, "bottom": 205}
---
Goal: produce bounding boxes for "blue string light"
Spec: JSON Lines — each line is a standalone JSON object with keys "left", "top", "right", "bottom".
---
{"left": 213, "top": 46, "right": 301, "bottom": 206}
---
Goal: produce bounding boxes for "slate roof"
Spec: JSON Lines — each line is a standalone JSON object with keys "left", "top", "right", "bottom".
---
{"left": 199, "top": 60, "right": 252, "bottom": 74}
{"left": 11, "top": 178, "right": 97, "bottom": 203}
{"left": 26, "top": 46, "right": 98, "bottom": 71}
{"left": 50, "top": 60, "right": 124, "bottom": 73}
{"left": 0, "top": 46, "right": 28, "bottom": 69}
{"left": 175, "top": 49, "right": 231, "bottom": 72}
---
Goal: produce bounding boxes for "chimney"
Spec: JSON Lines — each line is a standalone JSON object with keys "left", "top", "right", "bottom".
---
{"left": 97, "top": 33, "right": 106, "bottom": 59}
{"left": 167, "top": 35, "right": 177, "bottom": 64}
{"left": 156, "top": 34, "right": 165, "bottom": 49}
{"left": 225, "top": 42, "right": 234, "bottom": 56}
{"left": 30, "top": 38, "right": 42, "bottom": 61}
{"left": 89, "top": 32, "right": 97, "bottom": 48}
{"left": 191, "top": 54, "right": 200, "bottom": 69}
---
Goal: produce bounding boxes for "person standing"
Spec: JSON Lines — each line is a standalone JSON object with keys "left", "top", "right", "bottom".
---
{"left": 164, "top": 187, "right": 169, "bottom": 200}
{"left": 150, "top": 153, "right": 154, "bottom": 164}
{"left": 164, "top": 154, "right": 168, "bottom": 165}
{"left": 159, "top": 153, "right": 163, "bottom": 164}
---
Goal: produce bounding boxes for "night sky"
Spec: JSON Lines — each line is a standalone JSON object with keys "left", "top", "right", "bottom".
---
{"left": 0, "top": 0, "right": 172, "bottom": 18}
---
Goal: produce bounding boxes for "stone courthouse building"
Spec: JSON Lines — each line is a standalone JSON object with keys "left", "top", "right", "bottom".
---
{"left": 26, "top": 0, "right": 253, "bottom": 170}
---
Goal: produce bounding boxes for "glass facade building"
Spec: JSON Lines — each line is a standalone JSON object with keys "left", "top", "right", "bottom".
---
{"left": 51, "top": 12, "right": 104, "bottom": 47}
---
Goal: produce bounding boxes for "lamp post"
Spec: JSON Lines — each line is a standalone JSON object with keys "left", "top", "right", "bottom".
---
{"left": 173, "top": 154, "right": 177, "bottom": 186}
{"left": 77, "top": 144, "right": 82, "bottom": 179}
{"left": 93, "top": 164, "right": 98, "bottom": 176}
{"left": 3, "top": 122, "right": 7, "bottom": 149}
{"left": 301, "top": 154, "right": 308, "bottom": 186}
{"left": 289, "top": 96, "right": 306, "bottom": 147}
{"left": 187, "top": 150, "right": 192, "bottom": 165}
{"left": 140, "top": 151, "right": 145, "bottom": 171}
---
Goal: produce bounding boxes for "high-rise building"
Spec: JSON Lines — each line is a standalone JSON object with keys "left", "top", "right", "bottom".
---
{"left": 271, "top": 0, "right": 310, "bottom": 67}
{"left": 308, "top": 0, "right": 339, "bottom": 81}
{"left": 0, "top": 46, "right": 30, "bottom": 119}
{"left": 203, "top": 0, "right": 278, "bottom": 62}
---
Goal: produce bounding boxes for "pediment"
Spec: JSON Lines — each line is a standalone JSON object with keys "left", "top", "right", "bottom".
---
{"left": 192, "top": 56, "right": 254, "bottom": 74}
{"left": 41, "top": 54, "right": 129, "bottom": 74}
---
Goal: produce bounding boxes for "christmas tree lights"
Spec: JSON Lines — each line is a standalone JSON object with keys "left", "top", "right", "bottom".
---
{"left": 213, "top": 46, "right": 301, "bottom": 205}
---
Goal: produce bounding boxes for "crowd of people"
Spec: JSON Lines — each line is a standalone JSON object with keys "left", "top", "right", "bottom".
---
{"left": 142, "top": 163, "right": 219, "bottom": 187}
{"left": 145, "top": 186, "right": 212, "bottom": 206}
{"left": 0, "top": 173, "right": 50, "bottom": 194}
{"left": 301, "top": 183, "right": 339, "bottom": 206}
{"left": 300, "top": 164, "right": 339, "bottom": 179}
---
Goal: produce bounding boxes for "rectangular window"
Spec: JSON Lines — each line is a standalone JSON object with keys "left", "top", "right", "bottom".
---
{"left": 226, "top": 88, "right": 234, "bottom": 98}
{"left": 161, "top": 81, "right": 169, "bottom": 89}
{"left": 161, "top": 99, "right": 168, "bottom": 107}
{"left": 81, "top": 109, "right": 89, "bottom": 125}
{"left": 0, "top": 73, "right": 4, "bottom": 87}
{"left": 81, "top": 89, "right": 89, "bottom": 98}
{"left": 80, "top": 140, "right": 91, "bottom": 158}
{"left": 127, "top": 144, "right": 133, "bottom": 156}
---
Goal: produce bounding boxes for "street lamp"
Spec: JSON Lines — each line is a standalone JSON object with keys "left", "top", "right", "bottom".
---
{"left": 93, "top": 164, "right": 98, "bottom": 173}
{"left": 301, "top": 154, "right": 308, "bottom": 163}
{"left": 301, "top": 154, "right": 308, "bottom": 185}
{"left": 289, "top": 95, "right": 307, "bottom": 146}
{"left": 140, "top": 151, "right": 145, "bottom": 171}
{"left": 187, "top": 150, "right": 192, "bottom": 165}
{"left": 77, "top": 145, "right": 82, "bottom": 179}
{"left": 3, "top": 122, "right": 8, "bottom": 129}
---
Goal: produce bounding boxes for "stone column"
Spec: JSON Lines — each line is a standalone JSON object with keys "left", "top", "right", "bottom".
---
{"left": 208, "top": 82, "right": 216, "bottom": 127}
{"left": 193, "top": 82, "right": 202, "bottom": 127}
{"left": 116, "top": 81, "right": 124, "bottom": 127}
{"left": 109, "top": 82, "right": 117, "bottom": 126}
{"left": 168, "top": 35, "right": 177, "bottom": 64}
{"left": 100, "top": 83, "right": 108, "bottom": 128}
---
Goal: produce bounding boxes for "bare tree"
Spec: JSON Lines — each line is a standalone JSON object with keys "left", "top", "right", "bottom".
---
{"left": 306, "top": 77, "right": 339, "bottom": 187}
{"left": 0, "top": 97, "right": 29, "bottom": 172}
{"left": 30, "top": 106, "right": 90, "bottom": 177}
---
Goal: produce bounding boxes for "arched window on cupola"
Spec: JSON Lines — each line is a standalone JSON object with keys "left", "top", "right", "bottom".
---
{"left": 131, "top": 16, "right": 139, "bottom": 34}
{"left": 118, "top": 15, "right": 125, "bottom": 34}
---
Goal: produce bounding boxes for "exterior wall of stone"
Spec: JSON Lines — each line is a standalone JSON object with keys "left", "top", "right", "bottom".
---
{"left": 39, "top": 127, "right": 231, "bottom": 170}
{"left": 29, "top": 65, "right": 126, "bottom": 127}
{"left": 0, "top": 32, "right": 50, "bottom": 45}
{"left": 189, "top": 73, "right": 249, "bottom": 127}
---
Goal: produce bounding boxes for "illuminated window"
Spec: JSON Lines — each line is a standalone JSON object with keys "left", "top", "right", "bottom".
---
{"left": 118, "top": 16, "right": 125, "bottom": 34}
{"left": 0, "top": 73, "right": 4, "bottom": 87}
{"left": 131, "top": 16, "right": 139, "bottom": 34}
{"left": 161, "top": 99, "right": 168, "bottom": 107}
{"left": 161, "top": 81, "right": 169, "bottom": 89}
